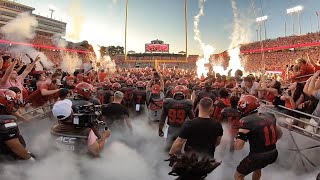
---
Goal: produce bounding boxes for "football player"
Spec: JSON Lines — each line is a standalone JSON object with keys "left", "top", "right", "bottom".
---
{"left": 234, "top": 95, "right": 283, "bottom": 180}
{"left": 159, "top": 85, "right": 195, "bottom": 149}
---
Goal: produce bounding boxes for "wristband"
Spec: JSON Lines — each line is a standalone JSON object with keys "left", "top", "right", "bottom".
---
{"left": 236, "top": 132, "right": 248, "bottom": 142}
{"left": 28, "top": 157, "right": 35, "bottom": 162}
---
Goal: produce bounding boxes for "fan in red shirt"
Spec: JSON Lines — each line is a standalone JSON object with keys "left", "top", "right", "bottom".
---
{"left": 98, "top": 69, "right": 108, "bottom": 83}
{"left": 26, "top": 72, "right": 62, "bottom": 107}
{"left": 290, "top": 58, "right": 315, "bottom": 82}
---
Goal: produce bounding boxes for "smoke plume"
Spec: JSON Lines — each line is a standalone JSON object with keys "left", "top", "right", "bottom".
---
{"left": 66, "top": 0, "right": 84, "bottom": 41}
{"left": 59, "top": 52, "right": 82, "bottom": 74}
{"left": 92, "top": 44, "right": 101, "bottom": 60}
{"left": 226, "top": 0, "right": 253, "bottom": 75}
{"left": 51, "top": 34, "right": 68, "bottom": 49}
{"left": 0, "top": 12, "right": 54, "bottom": 70}
{"left": 100, "top": 55, "right": 116, "bottom": 73}
{"left": 1, "top": 111, "right": 319, "bottom": 180}
{"left": 0, "top": 12, "right": 38, "bottom": 42}
{"left": 194, "top": 0, "right": 215, "bottom": 78}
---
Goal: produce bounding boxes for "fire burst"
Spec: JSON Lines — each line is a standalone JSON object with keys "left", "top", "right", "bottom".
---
{"left": 227, "top": 47, "right": 243, "bottom": 75}
{"left": 196, "top": 44, "right": 214, "bottom": 78}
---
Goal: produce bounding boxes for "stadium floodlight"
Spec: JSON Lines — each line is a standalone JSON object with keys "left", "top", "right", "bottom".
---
{"left": 287, "top": 6, "right": 303, "bottom": 14}
{"left": 256, "top": 16, "right": 268, "bottom": 23}
{"left": 256, "top": 16, "right": 268, "bottom": 40}
{"left": 286, "top": 6, "right": 304, "bottom": 35}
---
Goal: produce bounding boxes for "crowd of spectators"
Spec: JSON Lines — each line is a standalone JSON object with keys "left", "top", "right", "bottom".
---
{"left": 240, "top": 32, "right": 320, "bottom": 51}
{"left": 210, "top": 32, "right": 320, "bottom": 75}
{"left": 241, "top": 47, "right": 320, "bottom": 73}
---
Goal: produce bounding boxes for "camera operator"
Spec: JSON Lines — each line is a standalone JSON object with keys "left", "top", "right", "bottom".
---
{"left": 51, "top": 99, "right": 110, "bottom": 157}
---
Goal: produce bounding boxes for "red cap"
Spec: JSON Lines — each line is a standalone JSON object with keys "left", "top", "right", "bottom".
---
{"left": 152, "top": 84, "right": 161, "bottom": 94}
{"left": 65, "top": 76, "right": 74, "bottom": 81}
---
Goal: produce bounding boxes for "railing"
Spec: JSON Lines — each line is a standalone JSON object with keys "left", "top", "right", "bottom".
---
{"left": 18, "top": 103, "right": 54, "bottom": 125}
{"left": 260, "top": 105, "right": 320, "bottom": 140}
{"left": 259, "top": 102, "right": 320, "bottom": 170}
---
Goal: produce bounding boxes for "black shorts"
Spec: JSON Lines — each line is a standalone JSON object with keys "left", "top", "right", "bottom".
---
{"left": 237, "top": 149, "right": 278, "bottom": 176}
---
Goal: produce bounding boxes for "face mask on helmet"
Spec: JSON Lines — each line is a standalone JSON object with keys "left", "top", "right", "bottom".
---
{"left": 5, "top": 95, "right": 15, "bottom": 101}
{"left": 173, "top": 93, "right": 185, "bottom": 100}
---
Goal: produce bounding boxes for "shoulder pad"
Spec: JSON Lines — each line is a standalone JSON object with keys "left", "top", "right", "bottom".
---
{"left": 238, "top": 115, "right": 255, "bottom": 130}
{"left": 184, "top": 99, "right": 193, "bottom": 106}
{"left": 164, "top": 98, "right": 173, "bottom": 104}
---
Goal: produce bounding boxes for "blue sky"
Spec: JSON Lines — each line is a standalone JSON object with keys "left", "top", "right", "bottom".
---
{"left": 18, "top": 0, "right": 320, "bottom": 55}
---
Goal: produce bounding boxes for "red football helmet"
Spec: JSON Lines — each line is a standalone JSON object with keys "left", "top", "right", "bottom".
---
{"left": 112, "top": 83, "right": 121, "bottom": 91}
{"left": 132, "top": 78, "right": 138, "bottom": 83}
{"left": 172, "top": 85, "right": 189, "bottom": 99}
{"left": 140, "top": 76, "right": 146, "bottom": 81}
{"left": 126, "top": 79, "right": 133, "bottom": 86}
{"left": 165, "top": 80, "right": 172, "bottom": 86}
{"left": 0, "top": 89, "right": 17, "bottom": 101}
{"left": 119, "top": 77, "right": 125, "bottom": 82}
{"left": 74, "top": 82, "right": 94, "bottom": 100}
{"left": 110, "top": 78, "right": 116, "bottom": 83}
{"left": 237, "top": 95, "right": 260, "bottom": 116}
{"left": 136, "top": 81, "right": 144, "bottom": 88}
{"left": 177, "top": 78, "right": 188, "bottom": 86}
{"left": 0, "top": 89, "right": 18, "bottom": 113}
{"left": 102, "top": 80, "right": 112, "bottom": 90}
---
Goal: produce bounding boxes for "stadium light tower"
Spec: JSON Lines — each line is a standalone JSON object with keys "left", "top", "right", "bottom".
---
{"left": 49, "top": 8, "right": 55, "bottom": 19}
{"left": 287, "top": 6, "right": 303, "bottom": 35}
{"left": 317, "top": 11, "right": 320, "bottom": 32}
{"left": 256, "top": 15, "right": 268, "bottom": 40}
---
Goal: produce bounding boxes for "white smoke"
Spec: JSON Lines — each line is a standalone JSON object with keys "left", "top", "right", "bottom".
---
{"left": 52, "top": 34, "right": 83, "bottom": 74}
{"left": 228, "top": 0, "right": 251, "bottom": 49}
{"left": 226, "top": 0, "right": 252, "bottom": 75}
{"left": 59, "top": 52, "right": 82, "bottom": 74}
{"left": 194, "top": 0, "right": 215, "bottom": 78}
{"left": 100, "top": 55, "right": 116, "bottom": 73}
{"left": 51, "top": 34, "right": 68, "bottom": 49}
{"left": 66, "top": 0, "right": 84, "bottom": 41}
{"left": 8, "top": 46, "right": 53, "bottom": 71}
{"left": 0, "top": 12, "right": 38, "bottom": 42}
{"left": 0, "top": 12, "right": 54, "bottom": 70}
{"left": 1, "top": 112, "right": 319, "bottom": 180}
{"left": 92, "top": 44, "right": 101, "bottom": 60}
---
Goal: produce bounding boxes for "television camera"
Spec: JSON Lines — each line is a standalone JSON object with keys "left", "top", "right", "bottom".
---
{"left": 73, "top": 104, "right": 105, "bottom": 128}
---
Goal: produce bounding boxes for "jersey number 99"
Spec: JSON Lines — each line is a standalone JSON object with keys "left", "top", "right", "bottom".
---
{"left": 168, "top": 109, "right": 186, "bottom": 125}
